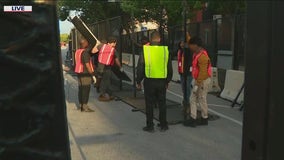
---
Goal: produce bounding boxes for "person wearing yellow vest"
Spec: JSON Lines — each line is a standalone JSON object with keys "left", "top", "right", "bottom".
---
{"left": 74, "top": 39, "right": 96, "bottom": 112}
{"left": 92, "top": 36, "right": 123, "bottom": 101}
{"left": 136, "top": 31, "right": 173, "bottom": 132}
{"left": 183, "top": 36, "right": 212, "bottom": 127}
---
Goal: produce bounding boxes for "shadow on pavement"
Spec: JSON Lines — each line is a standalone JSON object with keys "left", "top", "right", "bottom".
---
{"left": 112, "top": 82, "right": 220, "bottom": 125}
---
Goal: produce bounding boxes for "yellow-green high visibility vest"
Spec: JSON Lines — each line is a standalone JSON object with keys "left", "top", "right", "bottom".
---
{"left": 143, "top": 45, "right": 169, "bottom": 78}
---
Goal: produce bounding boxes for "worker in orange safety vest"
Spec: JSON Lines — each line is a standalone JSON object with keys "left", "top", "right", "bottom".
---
{"left": 74, "top": 39, "right": 96, "bottom": 112}
{"left": 183, "top": 36, "right": 212, "bottom": 127}
{"left": 92, "top": 36, "right": 123, "bottom": 102}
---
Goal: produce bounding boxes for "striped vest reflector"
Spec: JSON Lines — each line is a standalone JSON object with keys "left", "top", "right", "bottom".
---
{"left": 143, "top": 45, "right": 169, "bottom": 78}
{"left": 98, "top": 44, "right": 115, "bottom": 65}
{"left": 74, "top": 49, "right": 94, "bottom": 73}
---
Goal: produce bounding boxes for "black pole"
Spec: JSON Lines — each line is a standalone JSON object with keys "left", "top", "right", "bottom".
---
{"left": 232, "top": 15, "right": 239, "bottom": 70}
{"left": 213, "top": 19, "right": 218, "bottom": 67}
{"left": 132, "top": 35, "right": 137, "bottom": 98}
{"left": 183, "top": 0, "right": 188, "bottom": 120}
{"left": 119, "top": 18, "right": 123, "bottom": 90}
{"left": 183, "top": 5, "right": 187, "bottom": 43}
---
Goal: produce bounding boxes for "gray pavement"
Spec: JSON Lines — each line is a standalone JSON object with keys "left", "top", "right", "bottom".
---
{"left": 62, "top": 48, "right": 242, "bottom": 160}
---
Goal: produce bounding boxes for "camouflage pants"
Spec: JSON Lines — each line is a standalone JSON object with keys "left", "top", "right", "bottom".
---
{"left": 189, "top": 78, "right": 211, "bottom": 119}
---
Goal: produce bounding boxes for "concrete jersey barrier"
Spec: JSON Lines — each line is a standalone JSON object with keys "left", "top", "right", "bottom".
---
{"left": 209, "top": 67, "right": 221, "bottom": 93}
{"left": 122, "top": 53, "right": 139, "bottom": 67}
{"left": 220, "top": 70, "right": 244, "bottom": 104}
{"left": 172, "top": 60, "right": 180, "bottom": 81}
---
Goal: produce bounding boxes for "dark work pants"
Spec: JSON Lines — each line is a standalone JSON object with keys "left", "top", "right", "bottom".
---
{"left": 100, "top": 67, "right": 112, "bottom": 96}
{"left": 180, "top": 74, "right": 193, "bottom": 105}
{"left": 78, "top": 74, "right": 92, "bottom": 105}
{"left": 143, "top": 78, "right": 168, "bottom": 127}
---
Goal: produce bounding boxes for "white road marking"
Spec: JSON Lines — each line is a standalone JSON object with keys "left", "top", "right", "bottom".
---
{"left": 206, "top": 109, "right": 243, "bottom": 126}
{"left": 209, "top": 104, "right": 232, "bottom": 108}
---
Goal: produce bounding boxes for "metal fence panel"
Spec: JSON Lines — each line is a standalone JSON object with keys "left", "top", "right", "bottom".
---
{"left": 69, "top": 14, "right": 246, "bottom": 70}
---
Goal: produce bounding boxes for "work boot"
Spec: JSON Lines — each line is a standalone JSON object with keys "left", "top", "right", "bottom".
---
{"left": 142, "top": 126, "right": 154, "bottom": 133}
{"left": 157, "top": 123, "right": 169, "bottom": 132}
{"left": 109, "top": 94, "right": 115, "bottom": 101}
{"left": 81, "top": 104, "right": 94, "bottom": 112}
{"left": 197, "top": 118, "right": 208, "bottom": 126}
{"left": 183, "top": 117, "right": 197, "bottom": 127}
{"left": 98, "top": 94, "right": 111, "bottom": 102}
{"left": 160, "top": 125, "right": 169, "bottom": 132}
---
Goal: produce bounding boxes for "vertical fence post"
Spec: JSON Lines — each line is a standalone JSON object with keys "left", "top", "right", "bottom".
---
{"left": 213, "top": 19, "right": 218, "bottom": 67}
{"left": 230, "top": 15, "right": 237, "bottom": 70}
{"left": 233, "top": 15, "right": 239, "bottom": 70}
{"left": 132, "top": 34, "right": 137, "bottom": 98}
{"left": 119, "top": 18, "right": 123, "bottom": 90}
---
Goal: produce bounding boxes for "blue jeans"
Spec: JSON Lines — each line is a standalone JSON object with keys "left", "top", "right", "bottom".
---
{"left": 180, "top": 74, "right": 192, "bottom": 105}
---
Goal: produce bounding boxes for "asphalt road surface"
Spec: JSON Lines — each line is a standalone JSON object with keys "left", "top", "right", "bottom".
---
{"left": 62, "top": 48, "right": 243, "bottom": 160}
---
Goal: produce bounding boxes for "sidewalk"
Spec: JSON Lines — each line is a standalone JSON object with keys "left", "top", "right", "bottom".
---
{"left": 64, "top": 71, "right": 242, "bottom": 160}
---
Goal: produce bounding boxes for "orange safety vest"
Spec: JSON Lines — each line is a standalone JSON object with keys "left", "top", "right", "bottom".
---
{"left": 74, "top": 49, "right": 94, "bottom": 73}
{"left": 177, "top": 49, "right": 184, "bottom": 74}
{"left": 192, "top": 49, "right": 212, "bottom": 79}
{"left": 98, "top": 44, "right": 115, "bottom": 65}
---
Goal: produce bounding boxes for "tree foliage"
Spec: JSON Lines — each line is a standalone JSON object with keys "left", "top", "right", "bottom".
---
{"left": 120, "top": 0, "right": 203, "bottom": 27}
{"left": 60, "top": 34, "right": 69, "bottom": 43}
{"left": 58, "top": 1, "right": 124, "bottom": 24}
{"left": 207, "top": 0, "right": 247, "bottom": 16}
{"left": 57, "top": 0, "right": 247, "bottom": 32}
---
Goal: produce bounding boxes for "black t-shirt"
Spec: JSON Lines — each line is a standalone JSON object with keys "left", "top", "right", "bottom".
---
{"left": 81, "top": 48, "right": 92, "bottom": 74}
{"left": 182, "top": 47, "right": 192, "bottom": 76}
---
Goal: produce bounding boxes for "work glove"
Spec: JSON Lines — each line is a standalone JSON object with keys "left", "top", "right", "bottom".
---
{"left": 92, "top": 76, "right": 97, "bottom": 84}
{"left": 193, "top": 85, "right": 198, "bottom": 93}
{"left": 120, "top": 67, "right": 124, "bottom": 72}
{"left": 136, "top": 83, "right": 142, "bottom": 90}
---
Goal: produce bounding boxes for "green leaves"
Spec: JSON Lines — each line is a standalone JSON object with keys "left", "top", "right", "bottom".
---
{"left": 207, "top": 0, "right": 247, "bottom": 15}
{"left": 60, "top": 34, "right": 69, "bottom": 43}
{"left": 57, "top": 1, "right": 123, "bottom": 24}
{"left": 57, "top": 0, "right": 247, "bottom": 32}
